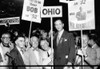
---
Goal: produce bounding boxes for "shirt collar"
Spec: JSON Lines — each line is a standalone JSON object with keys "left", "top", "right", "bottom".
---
{"left": 58, "top": 29, "right": 64, "bottom": 39}
{"left": 16, "top": 46, "right": 21, "bottom": 52}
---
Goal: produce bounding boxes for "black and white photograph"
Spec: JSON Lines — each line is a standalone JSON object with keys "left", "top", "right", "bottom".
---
{"left": 0, "top": 0, "right": 100, "bottom": 69}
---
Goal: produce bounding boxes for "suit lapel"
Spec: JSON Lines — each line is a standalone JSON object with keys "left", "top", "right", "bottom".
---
{"left": 15, "top": 47, "right": 25, "bottom": 65}
{"left": 57, "top": 31, "right": 68, "bottom": 46}
{"left": 54, "top": 33, "right": 58, "bottom": 47}
{"left": 54, "top": 31, "right": 68, "bottom": 49}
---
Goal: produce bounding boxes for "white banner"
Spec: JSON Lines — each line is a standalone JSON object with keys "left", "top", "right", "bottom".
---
{"left": 22, "top": 0, "right": 44, "bottom": 23}
{"left": 0, "top": 17, "right": 20, "bottom": 25}
{"left": 41, "top": 6, "right": 62, "bottom": 18}
{"left": 68, "top": 0, "right": 95, "bottom": 31}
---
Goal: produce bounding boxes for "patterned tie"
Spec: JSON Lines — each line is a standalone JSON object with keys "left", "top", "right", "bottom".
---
{"left": 21, "top": 49, "right": 24, "bottom": 54}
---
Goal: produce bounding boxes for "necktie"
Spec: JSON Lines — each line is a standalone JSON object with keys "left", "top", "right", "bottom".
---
{"left": 57, "top": 34, "right": 60, "bottom": 45}
{"left": 21, "top": 49, "right": 24, "bottom": 54}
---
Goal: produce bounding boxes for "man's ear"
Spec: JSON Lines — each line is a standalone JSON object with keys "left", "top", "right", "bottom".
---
{"left": 15, "top": 40, "right": 18, "bottom": 45}
{"left": 62, "top": 23, "right": 64, "bottom": 27}
{"left": 1, "top": 38, "right": 3, "bottom": 42}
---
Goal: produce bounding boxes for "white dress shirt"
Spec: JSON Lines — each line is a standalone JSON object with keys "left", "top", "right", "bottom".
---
{"left": 58, "top": 29, "right": 64, "bottom": 39}
{"left": 57, "top": 29, "right": 64, "bottom": 45}
{"left": 0, "top": 43, "right": 9, "bottom": 69}
{"left": 34, "top": 50, "right": 40, "bottom": 63}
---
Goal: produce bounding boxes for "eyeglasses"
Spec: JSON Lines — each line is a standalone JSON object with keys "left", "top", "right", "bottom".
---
{"left": 2, "top": 37, "right": 10, "bottom": 39}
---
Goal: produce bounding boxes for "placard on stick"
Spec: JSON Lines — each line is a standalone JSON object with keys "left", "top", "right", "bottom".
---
{"left": 22, "top": 0, "right": 44, "bottom": 38}
{"left": 68, "top": 0, "right": 95, "bottom": 69}
{"left": 41, "top": 6, "right": 62, "bottom": 18}
{"left": 68, "top": 0, "right": 95, "bottom": 31}
{"left": 22, "top": 0, "right": 44, "bottom": 23}
{"left": 41, "top": 6, "right": 62, "bottom": 66}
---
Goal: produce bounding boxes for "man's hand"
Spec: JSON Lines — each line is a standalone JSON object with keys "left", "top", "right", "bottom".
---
{"left": 67, "top": 62, "right": 72, "bottom": 65}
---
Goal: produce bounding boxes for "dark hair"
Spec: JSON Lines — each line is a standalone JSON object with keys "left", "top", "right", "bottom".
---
{"left": 54, "top": 19, "right": 64, "bottom": 24}
{"left": 1, "top": 31, "right": 12, "bottom": 41}
{"left": 89, "top": 34, "right": 99, "bottom": 45}
{"left": 31, "top": 29, "right": 41, "bottom": 38}
{"left": 14, "top": 33, "right": 25, "bottom": 42}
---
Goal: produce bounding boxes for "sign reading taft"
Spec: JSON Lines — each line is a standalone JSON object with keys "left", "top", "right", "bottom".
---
{"left": 41, "top": 6, "right": 62, "bottom": 17}
{"left": 0, "top": 17, "right": 20, "bottom": 25}
{"left": 22, "top": 0, "right": 44, "bottom": 23}
{"left": 68, "top": 0, "right": 95, "bottom": 31}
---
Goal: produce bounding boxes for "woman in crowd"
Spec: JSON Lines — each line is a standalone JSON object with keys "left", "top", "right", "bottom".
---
{"left": 40, "top": 39, "right": 53, "bottom": 69}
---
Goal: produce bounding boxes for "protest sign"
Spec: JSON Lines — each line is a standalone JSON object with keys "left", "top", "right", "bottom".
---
{"left": 41, "top": 6, "right": 62, "bottom": 17}
{"left": 0, "top": 17, "right": 20, "bottom": 25}
{"left": 41, "top": 6, "right": 62, "bottom": 65}
{"left": 68, "top": 0, "right": 95, "bottom": 31}
{"left": 22, "top": 0, "right": 44, "bottom": 23}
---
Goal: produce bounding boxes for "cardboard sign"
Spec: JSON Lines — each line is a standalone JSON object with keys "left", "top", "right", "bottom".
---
{"left": 68, "top": 0, "right": 95, "bottom": 31}
{"left": 22, "top": 0, "right": 44, "bottom": 23}
{"left": 0, "top": 17, "right": 20, "bottom": 25}
{"left": 41, "top": 6, "right": 62, "bottom": 18}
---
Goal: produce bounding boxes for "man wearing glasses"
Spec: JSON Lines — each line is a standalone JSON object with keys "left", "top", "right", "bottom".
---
{"left": 0, "top": 31, "right": 14, "bottom": 69}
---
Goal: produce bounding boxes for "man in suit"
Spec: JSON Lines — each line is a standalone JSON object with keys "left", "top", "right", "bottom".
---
{"left": 9, "top": 34, "right": 27, "bottom": 69}
{"left": 53, "top": 19, "right": 75, "bottom": 69}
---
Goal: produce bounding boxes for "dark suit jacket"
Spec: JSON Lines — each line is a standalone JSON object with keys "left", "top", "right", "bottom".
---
{"left": 54, "top": 30, "right": 75, "bottom": 66}
{"left": 8, "top": 47, "right": 26, "bottom": 69}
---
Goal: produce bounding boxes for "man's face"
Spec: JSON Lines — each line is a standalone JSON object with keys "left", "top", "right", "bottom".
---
{"left": 42, "top": 32, "right": 47, "bottom": 39}
{"left": 40, "top": 40, "right": 49, "bottom": 51}
{"left": 15, "top": 37, "right": 25, "bottom": 48}
{"left": 54, "top": 20, "right": 64, "bottom": 32}
{"left": 1, "top": 34, "right": 10, "bottom": 44}
{"left": 82, "top": 35, "right": 89, "bottom": 48}
{"left": 31, "top": 36, "right": 39, "bottom": 48}
{"left": 88, "top": 39, "right": 94, "bottom": 46}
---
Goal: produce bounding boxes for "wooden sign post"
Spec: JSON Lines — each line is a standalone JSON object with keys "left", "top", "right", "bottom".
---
{"left": 41, "top": 6, "right": 62, "bottom": 68}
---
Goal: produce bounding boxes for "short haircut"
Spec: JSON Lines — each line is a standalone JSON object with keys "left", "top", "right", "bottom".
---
{"left": 14, "top": 34, "right": 25, "bottom": 42}
{"left": 1, "top": 31, "right": 11, "bottom": 38}
{"left": 54, "top": 19, "right": 64, "bottom": 24}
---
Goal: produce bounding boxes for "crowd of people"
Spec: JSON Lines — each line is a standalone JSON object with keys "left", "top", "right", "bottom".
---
{"left": 0, "top": 19, "right": 100, "bottom": 69}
